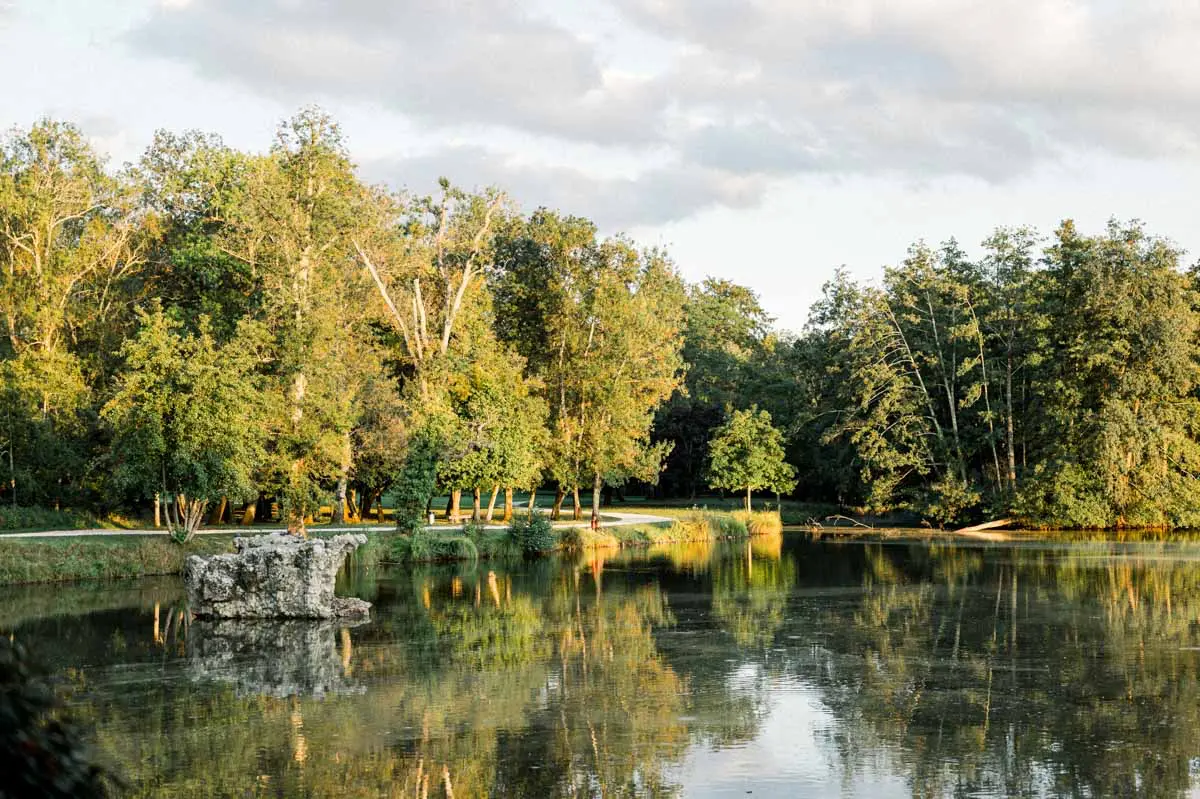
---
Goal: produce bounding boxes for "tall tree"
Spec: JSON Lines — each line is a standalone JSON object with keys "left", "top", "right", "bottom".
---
{"left": 493, "top": 212, "right": 686, "bottom": 520}
{"left": 0, "top": 120, "right": 146, "bottom": 508}
{"left": 207, "top": 109, "right": 370, "bottom": 533}
{"left": 1020, "top": 220, "right": 1200, "bottom": 527}
{"left": 656, "top": 278, "right": 774, "bottom": 497}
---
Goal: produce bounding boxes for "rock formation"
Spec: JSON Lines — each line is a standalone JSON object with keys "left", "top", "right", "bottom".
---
{"left": 184, "top": 532, "right": 371, "bottom": 620}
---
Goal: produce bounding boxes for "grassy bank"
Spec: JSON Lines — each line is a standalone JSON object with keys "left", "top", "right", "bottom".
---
{"left": 0, "top": 536, "right": 235, "bottom": 585}
{"left": 0, "top": 509, "right": 783, "bottom": 585}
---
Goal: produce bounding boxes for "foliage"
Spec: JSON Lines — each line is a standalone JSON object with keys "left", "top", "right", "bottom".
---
{"left": 103, "top": 305, "right": 266, "bottom": 541}
{"left": 0, "top": 639, "right": 120, "bottom": 797}
{"left": 11, "top": 107, "right": 1200, "bottom": 532}
{"left": 492, "top": 211, "right": 686, "bottom": 517}
{"left": 655, "top": 278, "right": 775, "bottom": 497}
{"left": 507, "top": 513, "right": 556, "bottom": 555}
{"left": 0, "top": 507, "right": 97, "bottom": 532}
{"left": 391, "top": 428, "right": 441, "bottom": 534}
{"left": 707, "top": 407, "right": 796, "bottom": 511}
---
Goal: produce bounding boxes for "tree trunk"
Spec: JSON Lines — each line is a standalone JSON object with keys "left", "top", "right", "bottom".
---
{"left": 450, "top": 489, "right": 461, "bottom": 521}
{"left": 551, "top": 487, "right": 564, "bottom": 521}
{"left": 255, "top": 495, "right": 274, "bottom": 523}
{"left": 745, "top": 486, "right": 752, "bottom": 514}
{"left": 207, "top": 496, "right": 227, "bottom": 526}
{"left": 1005, "top": 350, "right": 1018, "bottom": 491}
{"left": 528, "top": 488, "right": 537, "bottom": 513}
{"left": 346, "top": 488, "right": 359, "bottom": 522}
{"left": 360, "top": 491, "right": 375, "bottom": 522}
{"left": 153, "top": 494, "right": 161, "bottom": 528}
{"left": 503, "top": 487, "right": 514, "bottom": 522}
{"left": 486, "top": 485, "right": 499, "bottom": 522}
{"left": 7, "top": 427, "right": 14, "bottom": 510}
{"left": 331, "top": 477, "right": 347, "bottom": 524}
{"left": 591, "top": 473, "right": 602, "bottom": 527}
{"left": 240, "top": 502, "right": 256, "bottom": 526}
{"left": 472, "top": 487, "right": 481, "bottom": 523}
{"left": 572, "top": 486, "right": 582, "bottom": 521}
{"left": 375, "top": 490, "right": 384, "bottom": 523}
{"left": 172, "top": 494, "right": 208, "bottom": 543}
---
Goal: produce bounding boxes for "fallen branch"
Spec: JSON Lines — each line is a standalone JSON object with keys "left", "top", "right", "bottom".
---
{"left": 825, "top": 514, "right": 873, "bottom": 529}
{"left": 954, "top": 518, "right": 1012, "bottom": 534}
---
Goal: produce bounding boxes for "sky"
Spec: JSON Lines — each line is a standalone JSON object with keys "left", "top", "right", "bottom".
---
{"left": 3, "top": 0, "right": 1200, "bottom": 333}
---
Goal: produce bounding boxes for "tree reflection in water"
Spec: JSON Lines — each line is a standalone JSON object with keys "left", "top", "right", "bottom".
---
{"left": 9, "top": 537, "right": 1200, "bottom": 796}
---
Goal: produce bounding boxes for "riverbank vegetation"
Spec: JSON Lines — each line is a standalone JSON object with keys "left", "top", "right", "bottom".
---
{"left": 3, "top": 110, "right": 1200, "bottom": 532}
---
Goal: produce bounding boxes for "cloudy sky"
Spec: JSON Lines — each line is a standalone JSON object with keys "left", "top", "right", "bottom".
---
{"left": 3, "top": 0, "right": 1199, "bottom": 332}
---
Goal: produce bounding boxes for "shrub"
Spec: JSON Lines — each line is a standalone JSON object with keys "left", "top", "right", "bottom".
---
{"left": 0, "top": 507, "right": 98, "bottom": 532}
{"left": 508, "top": 513, "right": 556, "bottom": 555}
{"left": 408, "top": 530, "right": 478, "bottom": 562}
{"left": 461, "top": 520, "right": 487, "bottom": 538}
{"left": 392, "top": 431, "right": 440, "bottom": 534}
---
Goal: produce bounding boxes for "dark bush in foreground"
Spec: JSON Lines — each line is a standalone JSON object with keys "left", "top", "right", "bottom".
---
{"left": 0, "top": 639, "right": 120, "bottom": 798}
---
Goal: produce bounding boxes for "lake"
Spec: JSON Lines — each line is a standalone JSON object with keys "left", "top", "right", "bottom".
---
{"left": 5, "top": 533, "right": 1200, "bottom": 797}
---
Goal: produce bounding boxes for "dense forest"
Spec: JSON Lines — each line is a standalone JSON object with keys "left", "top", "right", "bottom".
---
{"left": 3, "top": 109, "right": 1200, "bottom": 531}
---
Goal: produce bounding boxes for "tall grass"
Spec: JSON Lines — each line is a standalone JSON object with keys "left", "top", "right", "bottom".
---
{"left": 734, "top": 511, "right": 784, "bottom": 536}
{"left": 0, "top": 536, "right": 234, "bottom": 585}
{"left": 405, "top": 530, "right": 479, "bottom": 562}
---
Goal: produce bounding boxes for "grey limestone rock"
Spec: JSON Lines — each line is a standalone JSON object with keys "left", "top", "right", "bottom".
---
{"left": 184, "top": 532, "right": 371, "bottom": 619}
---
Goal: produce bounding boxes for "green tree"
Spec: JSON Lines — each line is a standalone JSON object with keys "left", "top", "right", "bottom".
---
{"left": 656, "top": 278, "right": 775, "bottom": 498}
{"left": 1019, "top": 220, "right": 1200, "bottom": 527}
{"left": 205, "top": 109, "right": 371, "bottom": 533}
{"left": 493, "top": 212, "right": 685, "bottom": 520}
{"left": 0, "top": 120, "right": 146, "bottom": 509}
{"left": 103, "top": 305, "right": 266, "bottom": 540}
{"left": 707, "top": 407, "right": 796, "bottom": 512}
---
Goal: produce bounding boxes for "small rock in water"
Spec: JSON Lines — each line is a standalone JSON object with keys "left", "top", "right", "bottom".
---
{"left": 185, "top": 532, "right": 371, "bottom": 620}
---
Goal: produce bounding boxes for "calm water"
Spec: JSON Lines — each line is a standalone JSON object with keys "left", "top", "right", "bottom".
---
{"left": 6, "top": 534, "right": 1200, "bottom": 797}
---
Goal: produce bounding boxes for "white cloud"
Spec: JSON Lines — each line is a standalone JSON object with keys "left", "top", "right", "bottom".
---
{"left": 125, "top": 0, "right": 1200, "bottom": 228}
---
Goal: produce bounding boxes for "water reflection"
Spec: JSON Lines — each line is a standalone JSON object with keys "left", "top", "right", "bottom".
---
{"left": 187, "top": 620, "right": 365, "bottom": 698}
{"left": 8, "top": 536, "right": 1200, "bottom": 796}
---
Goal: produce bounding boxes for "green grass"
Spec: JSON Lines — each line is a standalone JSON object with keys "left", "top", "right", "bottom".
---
{"left": 0, "top": 535, "right": 235, "bottom": 585}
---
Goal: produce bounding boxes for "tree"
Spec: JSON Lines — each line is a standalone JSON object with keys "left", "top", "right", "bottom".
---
{"left": 707, "top": 407, "right": 796, "bottom": 512}
{"left": 104, "top": 305, "right": 266, "bottom": 541}
{"left": 205, "top": 109, "right": 371, "bottom": 534}
{"left": 1019, "top": 220, "right": 1200, "bottom": 527}
{"left": 353, "top": 179, "right": 506, "bottom": 399}
{"left": 492, "top": 212, "right": 686, "bottom": 521}
{"left": 655, "top": 278, "right": 774, "bottom": 498}
{"left": 0, "top": 120, "right": 146, "bottom": 509}
{"left": 436, "top": 324, "right": 547, "bottom": 523}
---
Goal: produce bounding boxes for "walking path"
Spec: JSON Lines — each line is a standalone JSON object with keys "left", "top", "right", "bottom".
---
{"left": 0, "top": 510, "right": 675, "bottom": 539}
